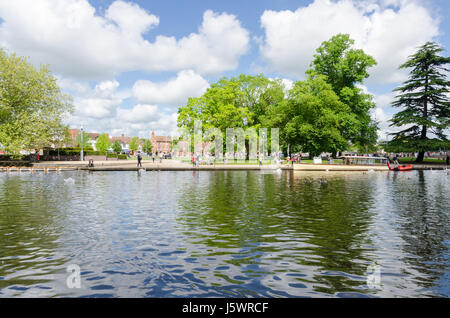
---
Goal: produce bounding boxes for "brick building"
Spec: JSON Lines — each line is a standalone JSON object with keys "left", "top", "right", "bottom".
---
{"left": 151, "top": 131, "right": 172, "bottom": 154}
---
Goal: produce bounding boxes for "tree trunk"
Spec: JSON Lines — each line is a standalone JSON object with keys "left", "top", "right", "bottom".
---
{"left": 416, "top": 151, "right": 425, "bottom": 163}
{"left": 416, "top": 74, "right": 429, "bottom": 164}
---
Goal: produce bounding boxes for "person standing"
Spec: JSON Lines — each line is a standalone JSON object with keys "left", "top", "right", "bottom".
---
{"left": 393, "top": 154, "right": 399, "bottom": 168}
{"left": 152, "top": 152, "right": 155, "bottom": 163}
{"left": 137, "top": 152, "right": 142, "bottom": 168}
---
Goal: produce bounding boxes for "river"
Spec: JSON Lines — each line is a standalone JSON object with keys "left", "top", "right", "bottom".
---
{"left": 0, "top": 170, "right": 448, "bottom": 297}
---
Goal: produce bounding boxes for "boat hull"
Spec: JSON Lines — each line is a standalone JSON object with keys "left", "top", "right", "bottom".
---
{"left": 389, "top": 165, "right": 413, "bottom": 171}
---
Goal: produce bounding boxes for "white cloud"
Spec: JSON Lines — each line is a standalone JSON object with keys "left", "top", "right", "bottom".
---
{"left": 105, "top": 0, "right": 159, "bottom": 36}
{"left": 374, "top": 91, "right": 396, "bottom": 108}
{"left": 133, "top": 70, "right": 210, "bottom": 106}
{"left": 66, "top": 108, "right": 178, "bottom": 139}
{"left": 0, "top": 1, "right": 250, "bottom": 79}
{"left": 372, "top": 106, "right": 392, "bottom": 140}
{"left": 120, "top": 104, "right": 159, "bottom": 123}
{"left": 259, "top": 0, "right": 440, "bottom": 84}
{"left": 63, "top": 77, "right": 179, "bottom": 138}
{"left": 73, "top": 80, "right": 124, "bottom": 119}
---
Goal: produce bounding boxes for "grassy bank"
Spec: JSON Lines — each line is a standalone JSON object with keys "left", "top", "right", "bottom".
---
{"left": 398, "top": 157, "right": 447, "bottom": 165}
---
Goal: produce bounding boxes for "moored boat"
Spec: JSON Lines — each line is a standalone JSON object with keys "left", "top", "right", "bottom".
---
{"left": 387, "top": 159, "right": 412, "bottom": 171}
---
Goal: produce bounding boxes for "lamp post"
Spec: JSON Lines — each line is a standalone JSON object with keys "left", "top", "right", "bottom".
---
{"left": 80, "top": 126, "right": 84, "bottom": 161}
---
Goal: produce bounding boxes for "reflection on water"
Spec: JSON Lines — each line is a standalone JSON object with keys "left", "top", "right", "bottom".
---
{"left": 0, "top": 170, "right": 448, "bottom": 297}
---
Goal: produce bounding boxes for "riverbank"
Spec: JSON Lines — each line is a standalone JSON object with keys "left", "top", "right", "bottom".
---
{"left": 24, "top": 160, "right": 449, "bottom": 172}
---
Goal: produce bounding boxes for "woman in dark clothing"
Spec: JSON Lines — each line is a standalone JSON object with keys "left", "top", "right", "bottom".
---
{"left": 137, "top": 153, "right": 142, "bottom": 167}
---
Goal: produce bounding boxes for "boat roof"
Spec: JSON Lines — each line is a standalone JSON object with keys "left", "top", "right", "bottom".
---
{"left": 339, "top": 156, "right": 387, "bottom": 159}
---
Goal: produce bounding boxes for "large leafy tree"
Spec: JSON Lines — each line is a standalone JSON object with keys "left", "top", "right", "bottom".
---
{"left": 112, "top": 140, "right": 122, "bottom": 154}
{"left": 142, "top": 139, "right": 153, "bottom": 154}
{"left": 0, "top": 49, "right": 73, "bottom": 153}
{"left": 389, "top": 42, "right": 450, "bottom": 162}
{"left": 95, "top": 133, "right": 111, "bottom": 153}
{"left": 177, "top": 75, "right": 285, "bottom": 134}
{"left": 129, "top": 136, "right": 140, "bottom": 153}
{"left": 74, "top": 131, "right": 91, "bottom": 149}
{"left": 309, "top": 34, "right": 379, "bottom": 152}
{"left": 264, "top": 74, "right": 359, "bottom": 156}
{"left": 177, "top": 75, "right": 286, "bottom": 155}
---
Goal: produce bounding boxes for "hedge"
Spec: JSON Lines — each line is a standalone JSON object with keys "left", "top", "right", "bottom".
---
{"left": 117, "top": 154, "right": 128, "bottom": 160}
{"left": 48, "top": 149, "right": 105, "bottom": 156}
{"left": 0, "top": 155, "right": 31, "bottom": 161}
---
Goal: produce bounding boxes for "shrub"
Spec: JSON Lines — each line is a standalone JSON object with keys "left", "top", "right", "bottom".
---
{"left": 117, "top": 154, "right": 127, "bottom": 160}
{"left": 47, "top": 148, "right": 103, "bottom": 156}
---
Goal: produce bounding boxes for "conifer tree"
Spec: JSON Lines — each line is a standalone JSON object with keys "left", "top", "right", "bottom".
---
{"left": 389, "top": 42, "right": 450, "bottom": 162}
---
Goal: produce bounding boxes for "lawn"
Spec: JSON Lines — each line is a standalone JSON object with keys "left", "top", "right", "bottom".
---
{"left": 398, "top": 157, "right": 447, "bottom": 165}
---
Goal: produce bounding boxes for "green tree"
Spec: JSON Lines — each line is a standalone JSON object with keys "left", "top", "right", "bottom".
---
{"left": 74, "top": 131, "right": 91, "bottom": 149}
{"left": 0, "top": 49, "right": 73, "bottom": 153}
{"left": 142, "top": 139, "right": 153, "bottom": 154}
{"left": 265, "top": 74, "right": 359, "bottom": 156}
{"left": 112, "top": 140, "right": 122, "bottom": 154}
{"left": 51, "top": 125, "right": 71, "bottom": 160}
{"left": 389, "top": 42, "right": 450, "bottom": 162}
{"left": 177, "top": 74, "right": 286, "bottom": 154}
{"left": 309, "top": 34, "right": 379, "bottom": 152}
{"left": 95, "top": 133, "right": 111, "bottom": 153}
{"left": 129, "top": 136, "right": 140, "bottom": 153}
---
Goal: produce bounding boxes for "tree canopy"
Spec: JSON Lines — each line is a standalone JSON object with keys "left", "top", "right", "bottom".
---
{"left": 0, "top": 49, "right": 73, "bottom": 153}
{"left": 177, "top": 34, "right": 379, "bottom": 157}
{"left": 129, "top": 136, "right": 140, "bottom": 153}
{"left": 263, "top": 74, "right": 359, "bottom": 156}
{"left": 142, "top": 139, "right": 153, "bottom": 154}
{"left": 112, "top": 140, "right": 122, "bottom": 154}
{"left": 74, "top": 131, "right": 91, "bottom": 149}
{"left": 95, "top": 133, "right": 111, "bottom": 153}
{"left": 388, "top": 41, "right": 450, "bottom": 161}
{"left": 309, "top": 34, "right": 378, "bottom": 152}
{"left": 177, "top": 74, "right": 286, "bottom": 133}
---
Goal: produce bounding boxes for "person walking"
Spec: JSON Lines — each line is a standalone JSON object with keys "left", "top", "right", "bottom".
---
{"left": 152, "top": 152, "right": 155, "bottom": 163}
{"left": 137, "top": 152, "right": 142, "bottom": 168}
{"left": 393, "top": 154, "right": 399, "bottom": 165}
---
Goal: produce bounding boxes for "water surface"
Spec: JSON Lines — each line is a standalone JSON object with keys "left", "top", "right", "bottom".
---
{"left": 0, "top": 170, "right": 448, "bottom": 297}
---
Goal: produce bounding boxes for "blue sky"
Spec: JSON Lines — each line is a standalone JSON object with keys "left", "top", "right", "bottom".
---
{"left": 0, "top": 0, "right": 448, "bottom": 140}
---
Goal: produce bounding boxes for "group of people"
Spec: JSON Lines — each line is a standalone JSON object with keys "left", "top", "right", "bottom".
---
{"left": 191, "top": 154, "right": 200, "bottom": 167}
{"left": 284, "top": 154, "right": 303, "bottom": 165}
{"left": 136, "top": 152, "right": 165, "bottom": 167}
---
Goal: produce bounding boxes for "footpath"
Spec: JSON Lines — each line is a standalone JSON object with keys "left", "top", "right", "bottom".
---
{"left": 27, "top": 160, "right": 449, "bottom": 171}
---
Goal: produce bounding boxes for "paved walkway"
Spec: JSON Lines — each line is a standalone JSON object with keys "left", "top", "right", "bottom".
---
{"left": 30, "top": 160, "right": 449, "bottom": 171}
